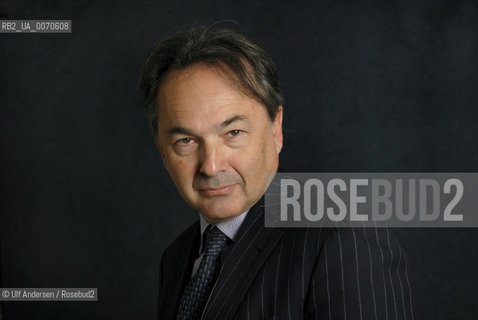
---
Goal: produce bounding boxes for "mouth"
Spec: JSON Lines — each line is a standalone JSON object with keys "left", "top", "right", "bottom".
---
{"left": 199, "top": 184, "right": 236, "bottom": 196}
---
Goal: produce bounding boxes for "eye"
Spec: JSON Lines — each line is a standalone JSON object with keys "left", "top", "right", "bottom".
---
{"left": 228, "top": 130, "right": 242, "bottom": 137}
{"left": 178, "top": 137, "right": 194, "bottom": 144}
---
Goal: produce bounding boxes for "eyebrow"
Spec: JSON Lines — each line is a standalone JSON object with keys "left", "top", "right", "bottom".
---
{"left": 167, "top": 115, "right": 249, "bottom": 136}
{"left": 167, "top": 127, "right": 194, "bottom": 136}
{"left": 220, "top": 115, "right": 248, "bottom": 127}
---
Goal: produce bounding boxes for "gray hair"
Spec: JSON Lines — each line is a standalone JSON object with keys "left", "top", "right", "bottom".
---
{"left": 138, "top": 26, "right": 284, "bottom": 136}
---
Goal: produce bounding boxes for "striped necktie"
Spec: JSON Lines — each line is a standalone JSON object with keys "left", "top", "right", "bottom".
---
{"left": 177, "top": 226, "right": 228, "bottom": 320}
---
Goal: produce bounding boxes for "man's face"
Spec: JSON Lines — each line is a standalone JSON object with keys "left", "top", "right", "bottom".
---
{"left": 155, "top": 64, "right": 283, "bottom": 223}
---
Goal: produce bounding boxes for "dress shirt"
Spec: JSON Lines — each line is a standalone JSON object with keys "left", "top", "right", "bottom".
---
{"left": 190, "top": 209, "right": 249, "bottom": 277}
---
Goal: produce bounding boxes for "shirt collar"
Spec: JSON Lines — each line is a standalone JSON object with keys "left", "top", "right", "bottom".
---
{"left": 198, "top": 209, "right": 249, "bottom": 254}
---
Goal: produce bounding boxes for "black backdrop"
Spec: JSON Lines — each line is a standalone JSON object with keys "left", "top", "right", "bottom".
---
{"left": 1, "top": 1, "right": 477, "bottom": 319}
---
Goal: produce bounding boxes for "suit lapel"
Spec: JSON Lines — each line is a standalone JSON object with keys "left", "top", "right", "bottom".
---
{"left": 202, "top": 198, "right": 284, "bottom": 319}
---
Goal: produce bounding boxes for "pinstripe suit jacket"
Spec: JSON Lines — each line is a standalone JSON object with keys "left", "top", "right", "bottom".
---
{"left": 158, "top": 198, "right": 416, "bottom": 320}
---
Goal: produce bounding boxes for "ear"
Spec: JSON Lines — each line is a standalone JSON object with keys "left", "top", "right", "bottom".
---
{"left": 272, "top": 106, "right": 283, "bottom": 154}
{"left": 154, "top": 136, "right": 170, "bottom": 171}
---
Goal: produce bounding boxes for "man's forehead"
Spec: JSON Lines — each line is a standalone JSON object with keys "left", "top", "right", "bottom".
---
{"left": 158, "top": 93, "right": 255, "bottom": 125}
{"left": 156, "top": 65, "right": 265, "bottom": 126}
{"left": 159, "top": 63, "right": 242, "bottom": 95}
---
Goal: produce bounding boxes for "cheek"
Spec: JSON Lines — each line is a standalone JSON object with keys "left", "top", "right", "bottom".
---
{"left": 168, "top": 157, "right": 196, "bottom": 182}
{"left": 234, "top": 147, "right": 265, "bottom": 178}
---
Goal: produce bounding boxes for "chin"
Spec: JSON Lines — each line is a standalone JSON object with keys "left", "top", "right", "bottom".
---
{"left": 199, "top": 198, "right": 246, "bottom": 223}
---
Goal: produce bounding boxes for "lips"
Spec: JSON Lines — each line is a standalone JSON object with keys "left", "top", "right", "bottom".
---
{"left": 199, "top": 184, "right": 236, "bottom": 196}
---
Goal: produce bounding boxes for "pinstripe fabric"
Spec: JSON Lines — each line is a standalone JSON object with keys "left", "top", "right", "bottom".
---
{"left": 158, "top": 198, "right": 417, "bottom": 320}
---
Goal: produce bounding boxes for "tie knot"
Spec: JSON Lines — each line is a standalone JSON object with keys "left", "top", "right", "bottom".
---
{"left": 203, "top": 226, "right": 228, "bottom": 257}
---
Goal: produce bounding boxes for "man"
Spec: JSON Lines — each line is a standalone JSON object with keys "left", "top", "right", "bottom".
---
{"left": 139, "top": 26, "right": 416, "bottom": 320}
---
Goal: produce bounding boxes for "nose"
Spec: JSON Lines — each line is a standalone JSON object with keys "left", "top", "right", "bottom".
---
{"left": 198, "top": 140, "right": 225, "bottom": 177}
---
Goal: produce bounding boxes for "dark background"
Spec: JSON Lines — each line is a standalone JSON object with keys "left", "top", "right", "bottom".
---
{"left": 1, "top": 0, "right": 477, "bottom": 319}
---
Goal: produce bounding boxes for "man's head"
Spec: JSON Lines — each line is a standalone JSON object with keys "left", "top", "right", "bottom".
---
{"left": 139, "top": 26, "right": 284, "bottom": 223}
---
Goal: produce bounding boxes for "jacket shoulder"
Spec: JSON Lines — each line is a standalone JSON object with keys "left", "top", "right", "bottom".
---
{"left": 162, "top": 220, "right": 200, "bottom": 256}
